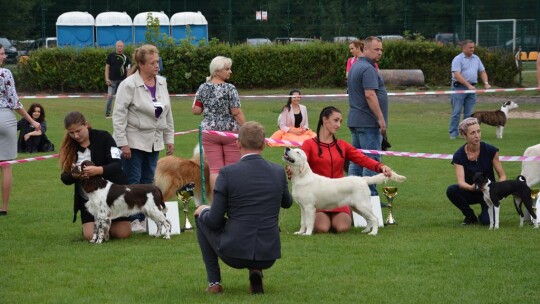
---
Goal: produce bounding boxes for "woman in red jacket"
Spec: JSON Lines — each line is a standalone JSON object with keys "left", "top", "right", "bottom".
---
{"left": 301, "top": 106, "right": 392, "bottom": 233}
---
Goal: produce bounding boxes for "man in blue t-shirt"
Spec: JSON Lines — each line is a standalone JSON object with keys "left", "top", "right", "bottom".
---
{"left": 347, "top": 36, "right": 388, "bottom": 196}
{"left": 449, "top": 40, "right": 491, "bottom": 139}
{"left": 104, "top": 40, "right": 131, "bottom": 118}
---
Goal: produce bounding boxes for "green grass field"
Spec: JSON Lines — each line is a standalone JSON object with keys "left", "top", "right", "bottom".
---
{"left": 1, "top": 91, "right": 539, "bottom": 303}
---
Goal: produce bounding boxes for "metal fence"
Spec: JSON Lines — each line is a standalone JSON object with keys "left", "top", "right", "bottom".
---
{"left": 7, "top": 0, "right": 540, "bottom": 48}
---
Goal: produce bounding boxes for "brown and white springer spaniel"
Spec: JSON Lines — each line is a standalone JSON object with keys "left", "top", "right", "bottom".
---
{"left": 72, "top": 160, "right": 171, "bottom": 244}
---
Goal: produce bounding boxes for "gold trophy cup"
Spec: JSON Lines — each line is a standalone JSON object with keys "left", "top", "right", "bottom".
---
{"left": 176, "top": 182, "right": 196, "bottom": 231}
{"left": 383, "top": 186, "right": 398, "bottom": 225}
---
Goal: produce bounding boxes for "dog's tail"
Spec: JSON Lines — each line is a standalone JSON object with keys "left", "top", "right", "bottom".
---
{"left": 362, "top": 172, "right": 407, "bottom": 185}
{"left": 154, "top": 156, "right": 183, "bottom": 200}
{"left": 191, "top": 143, "right": 203, "bottom": 161}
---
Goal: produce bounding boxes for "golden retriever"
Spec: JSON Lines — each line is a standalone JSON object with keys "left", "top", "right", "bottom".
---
{"left": 154, "top": 145, "right": 212, "bottom": 206}
{"left": 283, "top": 148, "right": 406, "bottom": 236}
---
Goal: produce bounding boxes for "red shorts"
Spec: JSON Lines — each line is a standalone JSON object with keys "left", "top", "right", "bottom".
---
{"left": 202, "top": 132, "right": 241, "bottom": 174}
{"left": 316, "top": 206, "right": 352, "bottom": 216}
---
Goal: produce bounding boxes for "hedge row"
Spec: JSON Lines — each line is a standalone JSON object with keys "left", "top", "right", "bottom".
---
{"left": 15, "top": 41, "right": 519, "bottom": 93}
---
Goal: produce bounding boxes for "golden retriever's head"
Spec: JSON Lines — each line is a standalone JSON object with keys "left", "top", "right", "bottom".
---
{"left": 283, "top": 148, "right": 309, "bottom": 176}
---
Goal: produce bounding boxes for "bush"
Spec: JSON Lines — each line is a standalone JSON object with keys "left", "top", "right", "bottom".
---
{"left": 15, "top": 41, "right": 519, "bottom": 93}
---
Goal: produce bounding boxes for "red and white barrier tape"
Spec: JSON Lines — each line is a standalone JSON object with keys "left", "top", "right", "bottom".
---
{"left": 3, "top": 128, "right": 539, "bottom": 167}
{"left": 174, "top": 129, "right": 199, "bottom": 136}
{"left": 18, "top": 87, "right": 540, "bottom": 99}
{"left": 203, "top": 130, "right": 540, "bottom": 162}
{"left": 0, "top": 154, "right": 59, "bottom": 167}
{"left": 0, "top": 130, "right": 200, "bottom": 167}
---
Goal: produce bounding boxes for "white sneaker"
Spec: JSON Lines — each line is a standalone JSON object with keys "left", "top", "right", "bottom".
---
{"left": 131, "top": 219, "right": 146, "bottom": 233}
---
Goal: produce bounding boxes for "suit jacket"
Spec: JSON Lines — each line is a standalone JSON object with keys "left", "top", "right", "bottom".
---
{"left": 199, "top": 154, "right": 293, "bottom": 261}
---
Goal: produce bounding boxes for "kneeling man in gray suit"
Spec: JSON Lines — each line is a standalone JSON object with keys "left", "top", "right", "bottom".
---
{"left": 194, "top": 121, "right": 293, "bottom": 295}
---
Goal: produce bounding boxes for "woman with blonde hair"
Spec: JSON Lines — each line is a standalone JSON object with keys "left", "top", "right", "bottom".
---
{"left": 112, "top": 44, "right": 175, "bottom": 231}
{"left": 192, "top": 56, "right": 246, "bottom": 191}
{"left": 446, "top": 117, "right": 506, "bottom": 225}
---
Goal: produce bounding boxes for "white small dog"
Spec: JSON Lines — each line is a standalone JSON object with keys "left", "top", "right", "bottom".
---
{"left": 283, "top": 148, "right": 406, "bottom": 236}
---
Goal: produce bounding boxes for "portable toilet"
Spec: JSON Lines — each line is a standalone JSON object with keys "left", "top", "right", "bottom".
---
{"left": 133, "top": 12, "right": 170, "bottom": 45}
{"left": 170, "top": 11, "right": 208, "bottom": 46}
{"left": 56, "top": 11, "right": 95, "bottom": 48}
{"left": 95, "top": 11, "right": 133, "bottom": 47}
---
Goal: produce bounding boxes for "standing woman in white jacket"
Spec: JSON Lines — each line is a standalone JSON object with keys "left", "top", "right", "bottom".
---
{"left": 112, "top": 44, "right": 175, "bottom": 230}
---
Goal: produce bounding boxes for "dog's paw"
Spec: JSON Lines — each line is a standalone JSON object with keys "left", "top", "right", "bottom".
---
{"left": 367, "top": 231, "right": 378, "bottom": 236}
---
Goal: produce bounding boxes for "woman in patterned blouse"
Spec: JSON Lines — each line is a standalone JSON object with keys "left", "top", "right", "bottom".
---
{"left": 192, "top": 56, "right": 246, "bottom": 192}
{"left": 0, "top": 43, "right": 41, "bottom": 216}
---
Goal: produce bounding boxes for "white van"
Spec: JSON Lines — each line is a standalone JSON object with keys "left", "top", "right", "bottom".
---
{"left": 333, "top": 36, "right": 358, "bottom": 43}
{"left": 246, "top": 38, "right": 272, "bottom": 45}
{"left": 274, "top": 37, "right": 318, "bottom": 44}
{"left": 21, "top": 37, "right": 57, "bottom": 56}
{"left": 376, "top": 35, "right": 404, "bottom": 41}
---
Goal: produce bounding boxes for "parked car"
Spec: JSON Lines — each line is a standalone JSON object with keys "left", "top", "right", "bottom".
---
{"left": 20, "top": 37, "right": 57, "bottom": 56}
{"left": 246, "top": 38, "right": 272, "bottom": 46}
{"left": 333, "top": 36, "right": 358, "bottom": 43}
{"left": 0, "top": 37, "right": 18, "bottom": 64}
{"left": 435, "top": 33, "right": 460, "bottom": 45}
{"left": 14, "top": 40, "right": 35, "bottom": 56}
{"left": 274, "top": 37, "right": 318, "bottom": 44}
{"left": 376, "top": 35, "right": 404, "bottom": 41}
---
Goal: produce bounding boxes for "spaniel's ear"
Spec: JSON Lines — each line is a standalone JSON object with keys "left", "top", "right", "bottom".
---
{"left": 71, "top": 163, "right": 84, "bottom": 179}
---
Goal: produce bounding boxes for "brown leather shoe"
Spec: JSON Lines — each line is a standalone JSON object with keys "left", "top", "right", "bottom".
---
{"left": 249, "top": 269, "right": 264, "bottom": 294}
{"left": 205, "top": 284, "right": 223, "bottom": 294}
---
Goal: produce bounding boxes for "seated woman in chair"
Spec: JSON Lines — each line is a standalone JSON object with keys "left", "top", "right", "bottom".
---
{"left": 269, "top": 89, "right": 316, "bottom": 146}
{"left": 17, "top": 103, "right": 53, "bottom": 153}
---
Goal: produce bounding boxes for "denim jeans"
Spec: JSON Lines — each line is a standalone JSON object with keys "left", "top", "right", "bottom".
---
{"left": 449, "top": 84, "right": 476, "bottom": 138}
{"left": 122, "top": 148, "right": 159, "bottom": 221}
{"left": 105, "top": 80, "right": 121, "bottom": 116}
{"left": 348, "top": 127, "right": 382, "bottom": 196}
